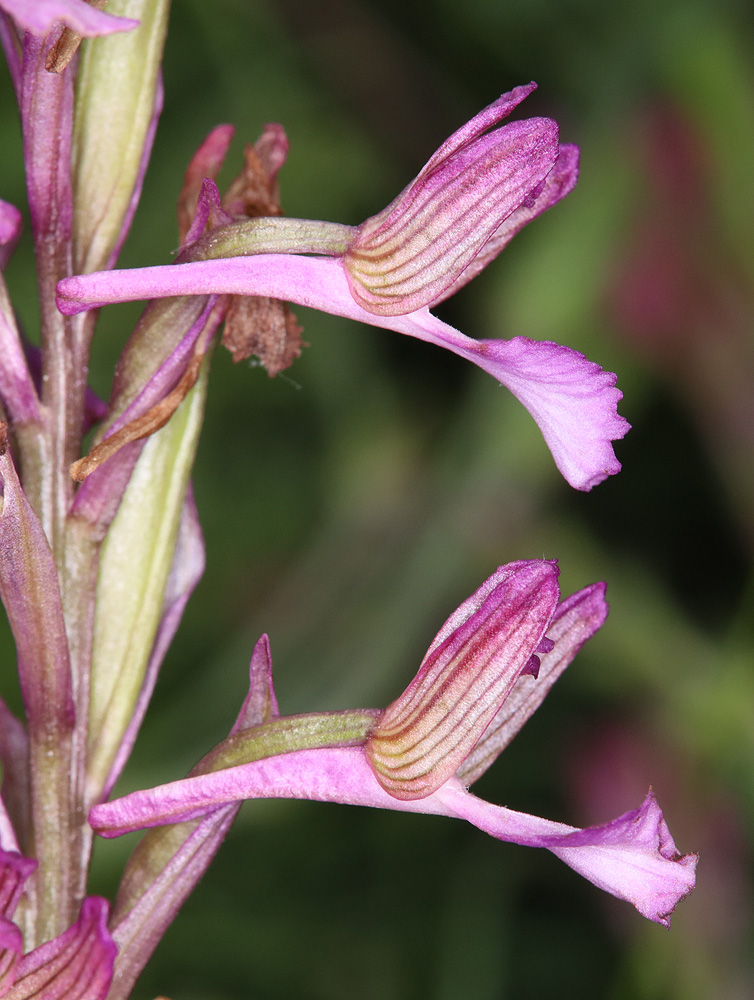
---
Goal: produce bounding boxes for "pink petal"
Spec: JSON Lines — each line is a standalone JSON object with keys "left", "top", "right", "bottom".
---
{"left": 0, "top": 847, "right": 37, "bottom": 919}
{"left": 0, "top": 916, "right": 23, "bottom": 995}
{"left": 437, "top": 143, "right": 580, "bottom": 302}
{"left": 56, "top": 255, "right": 627, "bottom": 490}
{"left": 344, "top": 118, "right": 560, "bottom": 315}
{"left": 422, "top": 83, "right": 539, "bottom": 174}
{"left": 11, "top": 897, "right": 116, "bottom": 1000}
{"left": 0, "top": 200, "right": 22, "bottom": 269}
{"left": 89, "top": 747, "right": 695, "bottom": 924}
{"left": 404, "top": 314, "right": 630, "bottom": 490}
{"left": 0, "top": 848, "right": 37, "bottom": 995}
{"left": 0, "top": 0, "right": 137, "bottom": 37}
{"left": 435, "top": 782, "right": 698, "bottom": 927}
{"left": 459, "top": 582, "right": 609, "bottom": 784}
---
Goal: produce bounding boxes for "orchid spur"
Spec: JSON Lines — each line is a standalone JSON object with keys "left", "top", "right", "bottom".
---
{"left": 90, "top": 561, "right": 697, "bottom": 928}
{"left": 57, "top": 83, "right": 630, "bottom": 492}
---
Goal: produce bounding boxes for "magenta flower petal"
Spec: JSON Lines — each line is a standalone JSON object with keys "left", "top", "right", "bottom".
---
{"left": 57, "top": 255, "right": 626, "bottom": 489}
{"left": 0, "top": 0, "right": 138, "bottom": 37}
{"left": 0, "top": 847, "right": 37, "bottom": 918}
{"left": 0, "top": 916, "right": 23, "bottom": 995}
{"left": 344, "top": 116, "right": 560, "bottom": 314}
{"left": 401, "top": 313, "right": 629, "bottom": 490}
{"left": 0, "top": 791, "right": 24, "bottom": 855}
{"left": 11, "top": 897, "right": 116, "bottom": 1000}
{"left": 1, "top": 851, "right": 116, "bottom": 997}
{"left": 0, "top": 199, "right": 22, "bottom": 269}
{"left": 0, "top": 848, "right": 37, "bottom": 995}
{"left": 90, "top": 558, "right": 694, "bottom": 923}
{"left": 89, "top": 746, "right": 695, "bottom": 925}
{"left": 459, "top": 582, "right": 609, "bottom": 784}
{"left": 432, "top": 779, "right": 698, "bottom": 927}
{"left": 340, "top": 84, "right": 583, "bottom": 314}
{"left": 436, "top": 143, "right": 581, "bottom": 302}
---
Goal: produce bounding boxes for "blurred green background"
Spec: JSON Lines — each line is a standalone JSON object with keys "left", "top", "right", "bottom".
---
{"left": 3, "top": 0, "right": 754, "bottom": 996}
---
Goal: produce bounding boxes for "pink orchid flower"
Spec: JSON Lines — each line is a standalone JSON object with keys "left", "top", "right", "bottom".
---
{"left": 90, "top": 561, "right": 696, "bottom": 927}
{"left": 57, "top": 84, "right": 629, "bottom": 491}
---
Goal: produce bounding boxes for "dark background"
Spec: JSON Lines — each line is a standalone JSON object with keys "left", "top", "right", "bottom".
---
{"left": 3, "top": 0, "right": 754, "bottom": 996}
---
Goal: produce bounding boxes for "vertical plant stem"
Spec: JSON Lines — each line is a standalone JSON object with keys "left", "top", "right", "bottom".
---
{"left": 19, "top": 35, "right": 82, "bottom": 943}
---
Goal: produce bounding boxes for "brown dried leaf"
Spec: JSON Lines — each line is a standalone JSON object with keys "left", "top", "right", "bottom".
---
{"left": 222, "top": 296, "right": 304, "bottom": 377}
{"left": 223, "top": 144, "right": 282, "bottom": 219}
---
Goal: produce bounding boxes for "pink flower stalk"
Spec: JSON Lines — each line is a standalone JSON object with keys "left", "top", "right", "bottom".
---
{"left": 90, "top": 561, "right": 697, "bottom": 927}
{"left": 0, "top": 847, "right": 116, "bottom": 999}
{"left": 57, "top": 85, "right": 630, "bottom": 492}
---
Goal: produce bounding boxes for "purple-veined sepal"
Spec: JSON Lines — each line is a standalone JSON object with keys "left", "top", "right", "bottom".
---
{"left": 365, "top": 561, "right": 560, "bottom": 799}
{"left": 6, "top": 897, "right": 116, "bottom": 1000}
{"left": 342, "top": 84, "right": 570, "bottom": 316}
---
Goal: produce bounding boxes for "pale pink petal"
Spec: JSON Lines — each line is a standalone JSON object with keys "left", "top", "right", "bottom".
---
{"left": 0, "top": 847, "right": 37, "bottom": 918}
{"left": 89, "top": 746, "right": 696, "bottom": 924}
{"left": 437, "top": 143, "right": 580, "bottom": 302}
{"left": 0, "top": 0, "right": 137, "bottom": 37}
{"left": 459, "top": 582, "right": 609, "bottom": 784}
{"left": 421, "top": 83, "right": 539, "bottom": 175}
{"left": 56, "top": 255, "right": 627, "bottom": 490}
{"left": 0, "top": 200, "right": 22, "bottom": 269}
{"left": 11, "top": 897, "right": 116, "bottom": 1000}
{"left": 344, "top": 119, "right": 559, "bottom": 315}
{"left": 0, "top": 916, "right": 22, "bottom": 995}
{"left": 434, "top": 782, "right": 698, "bottom": 927}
